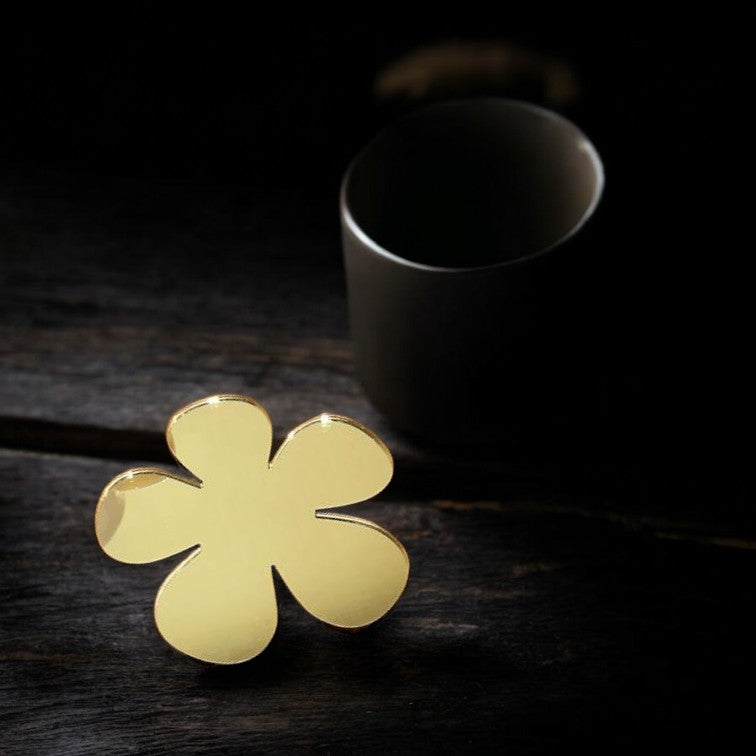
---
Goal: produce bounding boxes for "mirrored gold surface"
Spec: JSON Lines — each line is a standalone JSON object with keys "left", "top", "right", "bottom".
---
{"left": 95, "top": 395, "right": 409, "bottom": 664}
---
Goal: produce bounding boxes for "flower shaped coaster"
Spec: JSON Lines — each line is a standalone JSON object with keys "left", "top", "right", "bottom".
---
{"left": 95, "top": 395, "right": 409, "bottom": 664}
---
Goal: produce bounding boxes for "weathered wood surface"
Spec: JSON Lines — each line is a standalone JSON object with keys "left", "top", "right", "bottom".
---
{"left": 0, "top": 174, "right": 353, "bottom": 428}
{"left": 0, "top": 175, "right": 604, "bottom": 504}
{"left": 1, "top": 449, "right": 753, "bottom": 754}
{"left": 0, "top": 174, "right": 739, "bottom": 522}
{"left": 1, "top": 175, "right": 754, "bottom": 754}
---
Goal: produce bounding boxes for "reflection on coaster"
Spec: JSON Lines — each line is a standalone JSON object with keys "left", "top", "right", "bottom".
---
{"left": 95, "top": 394, "right": 409, "bottom": 664}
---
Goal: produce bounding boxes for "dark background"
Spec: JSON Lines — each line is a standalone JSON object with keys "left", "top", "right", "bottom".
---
{"left": 1, "top": 12, "right": 743, "bottom": 504}
{"left": 0, "top": 12, "right": 751, "bottom": 753}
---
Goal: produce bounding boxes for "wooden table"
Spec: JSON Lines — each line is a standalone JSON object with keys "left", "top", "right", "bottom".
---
{"left": 1, "top": 172, "right": 753, "bottom": 753}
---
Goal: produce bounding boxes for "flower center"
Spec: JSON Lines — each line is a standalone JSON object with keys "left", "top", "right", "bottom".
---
{"left": 196, "top": 472, "right": 293, "bottom": 567}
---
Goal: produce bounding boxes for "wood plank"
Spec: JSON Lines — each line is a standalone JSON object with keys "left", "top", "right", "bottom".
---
{"left": 1, "top": 448, "right": 754, "bottom": 752}
{"left": 0, "top": 173, "right": 429, "bottom": 463}
{"left": 0, "top": 173, "right": 744, "bottom": 528}
{"left": 0, "top": 173, "right": 353, "bottom": 427}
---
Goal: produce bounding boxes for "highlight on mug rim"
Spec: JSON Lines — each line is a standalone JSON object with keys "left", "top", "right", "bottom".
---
{"left": 340, "top": 97, "right": 605, "bottom": 274}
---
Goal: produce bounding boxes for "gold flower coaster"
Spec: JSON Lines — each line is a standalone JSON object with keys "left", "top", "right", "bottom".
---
{"left": 94, "top": 394, "right": 409, "bottom": 664}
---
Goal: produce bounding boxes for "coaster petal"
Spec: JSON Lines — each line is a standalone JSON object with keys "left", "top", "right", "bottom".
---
{"left": 166, "top": 395, "right": 273, "bottom": 483}
{"left": 155, "top": 550, "right": 278, "bottom": 664}
{"left": 270, "top": 414, "right": 393, "bottom": 511}
{"left": 275, "top": 513, "right": 409, "bottom": 628}
{"left": 95, "top": 469, "right": 202, "bottom": 564}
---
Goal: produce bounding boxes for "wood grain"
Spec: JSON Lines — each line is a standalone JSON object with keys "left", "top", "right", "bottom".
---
{"left": 2, "top": 448, "right": 753, "bottom": 754}
{"left": 0, "top": 174, "right": 734, "bottom": 524}
{"left": 1, "top": 174, "right": 753, "bottom": 754}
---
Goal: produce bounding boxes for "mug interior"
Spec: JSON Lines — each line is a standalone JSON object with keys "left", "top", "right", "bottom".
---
{"left": 343, "top": 99, "right": 603, "bottom": 269}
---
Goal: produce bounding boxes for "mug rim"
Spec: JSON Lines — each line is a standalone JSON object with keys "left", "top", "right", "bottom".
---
{"left": 340, "top": 97, "right": 605, "bottom": 274}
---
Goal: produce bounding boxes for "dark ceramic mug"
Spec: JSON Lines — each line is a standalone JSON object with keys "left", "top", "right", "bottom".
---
{"left": 340, "top": 98, "right": 604, "bottom": 443}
